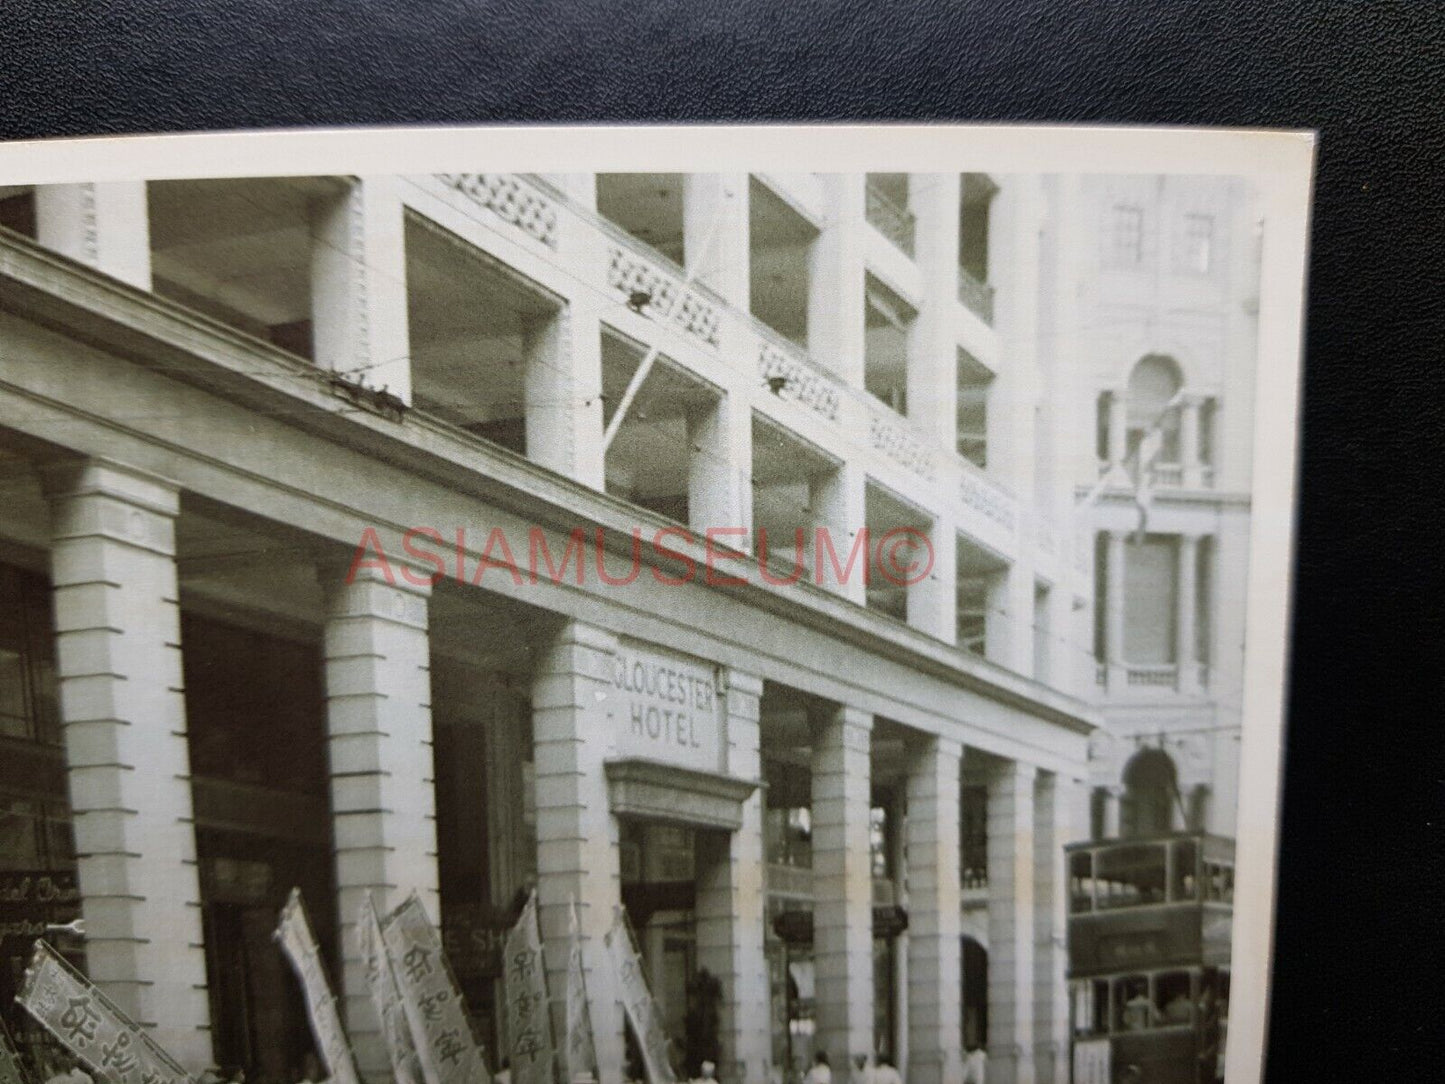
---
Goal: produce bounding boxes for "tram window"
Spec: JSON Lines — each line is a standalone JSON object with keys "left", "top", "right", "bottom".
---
{"left": 1205, "top": 861, "right": 1234, "bottom": 903}
{"left": 1072, "top": 979, "right": 1110, "bottom": 1037}
{"left": 1069, "top": 851, "right": 1094, "bottom": 913}
{"left": 1172, "top": 839, "right": 1199, "bottom": 900}
{"left": 1115, "top": 975, "right": 1154, "bottom": 1032}
{"left": 1155, "top": 971, "right": 1194, "bottom": 1027}
{"left": 1096, "top": 843, "right": 1167, "bottom": 909}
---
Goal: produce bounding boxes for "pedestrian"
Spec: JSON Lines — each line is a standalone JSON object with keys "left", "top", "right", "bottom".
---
{"left": 803, "top": 1051, "right": 831, "bottom": 1084}
{"left": 495, "top": 1058, "right": 511, "bottom": 1084}
{"left": 872, "top": 1054, "right": 901, "bottom": 1084}
{"left": 851, "top": 1053, "right": 875, "bottom": 1084}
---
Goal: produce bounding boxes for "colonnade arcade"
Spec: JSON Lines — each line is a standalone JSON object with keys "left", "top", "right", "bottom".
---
{"left": 0, "top": 449, "right": 1090, "bottom": 1084}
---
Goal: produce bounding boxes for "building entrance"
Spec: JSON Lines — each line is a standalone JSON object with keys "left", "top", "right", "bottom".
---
{"left": 620, "top": 819, "right": 728, "bottom": 1079}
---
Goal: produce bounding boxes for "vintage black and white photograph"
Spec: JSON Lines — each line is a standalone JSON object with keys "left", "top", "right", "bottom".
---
{"left": 0, "top": 127, "right": 1311, "bottom": 1084}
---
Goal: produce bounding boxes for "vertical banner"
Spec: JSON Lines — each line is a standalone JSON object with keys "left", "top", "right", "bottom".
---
{"left": 0, "top": 1015, "right": 28, "bottom": 1084}
{"left": 380, "top": 892, "right": 491, "bottom": 1084}
{"left": 276, "top": 889, "right": 361, "bottom": 1084}
{"left": 358, "top": 893, "right": 424, "bottom": 1084}
{"left": 603, "top": 911, "right": 675, "bottom": 1084}
{"left": 501, "top": 891, "right": 556, "bottom": 1084}
{"left": 562, "top": 898, "right": 596, "bottom": 1083}
{"left": 14, "top": 939, "right": 191, "bottom": 1084}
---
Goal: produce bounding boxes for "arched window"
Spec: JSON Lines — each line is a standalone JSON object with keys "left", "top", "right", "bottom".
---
{"left": 1126, "top": 354, "right": 1184, "bottom": 462}
{"left": 1122, "top": 747, "right": 1180, "bottom": 837}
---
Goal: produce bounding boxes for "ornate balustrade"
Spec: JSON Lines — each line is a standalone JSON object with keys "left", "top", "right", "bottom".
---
{"left": 1126, "top": 664, "right": 1179, "bottom": 689}
{"left": 605, "top": 243, "right": 721, "bottom": 347}
{"left": 437, "top": 173, "right": 559, "bottom": 248}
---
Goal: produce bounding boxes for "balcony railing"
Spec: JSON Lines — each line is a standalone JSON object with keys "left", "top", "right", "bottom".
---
{"left": 1126, "top": 664, "right": 1179, "bottom": 688}
{"left": 957, "top": 265, "right": 995, "bottom": 325}
{"left": 866, "top": 182, "right": 916, "bottom": 258}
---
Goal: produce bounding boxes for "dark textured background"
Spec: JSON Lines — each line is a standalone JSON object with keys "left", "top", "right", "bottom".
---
{"left": 1, "top": 1, "right": 1440, "bottom": 1076}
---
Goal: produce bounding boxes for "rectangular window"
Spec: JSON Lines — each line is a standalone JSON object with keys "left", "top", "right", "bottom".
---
{"left": 1111, "top": 205, "right": 1145, "bottom": 266}
{"left": 1179, "top": 212, "right": 1214, "bottom": 274}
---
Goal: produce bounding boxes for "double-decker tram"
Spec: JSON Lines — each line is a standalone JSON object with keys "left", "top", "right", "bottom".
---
{"left": 1066, "top": 832, "right": 1233, "bottom": 1083}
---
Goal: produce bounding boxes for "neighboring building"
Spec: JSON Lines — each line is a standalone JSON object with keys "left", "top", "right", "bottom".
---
{"left": 1053, "top": 176, "right": 1260, "bottom": 843}
{"left": 0, "top": 170, "right": 1254, "bottom": 1084}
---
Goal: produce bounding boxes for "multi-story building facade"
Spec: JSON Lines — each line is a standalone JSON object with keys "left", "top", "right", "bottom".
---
{"left": 1057, "top": 176, "right": 1259, "bottom": 844}
{"left": 0, "top": 168, "right": 1255, "bottom": 1084}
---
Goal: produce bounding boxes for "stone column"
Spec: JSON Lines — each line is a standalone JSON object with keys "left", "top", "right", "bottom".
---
{"left": 809, "top": 175, "right": 868, "bottom": 387}
{"left": 986, "top": 762, "right": 1037, "bottom": 1084}
{"left": 311, "top": 176, "right": 413, "bottom": 403}
{"left": 42, "top": 459, "right": 211, "bottom": 1068}
{"left": 812, "top": 706, "right": 874, "bottom": 1076}
{"left": 696, "top": 670, "right": 771, "bottom": 1084}
{"left": 684, "top": 173, "right": 751, "bottom": 309}
{"left": 525, "top": 296, "right": 607, "bottom": 489}
{"left": 319, "top": 563, "right": 439, "bottom": 1079}
{"left": 907, "top": 173, "right": 963, "bottom": 447}
{"left": 532, "top": 622, "right": 625, "bottom": 1082}
{"left": 985, "top": 564, "right": 1036, "bottom": 677}
{"left": 35, "top": 182, "right": 152, "bottom": 290}
{"left": 1104, "top": 532, "right": 1127, "bottom": 689}
{"left": 813, "top": 462, "right": 869, "bottom": 605}
{"left": 905, "top": 736, "right": 964, "bottom": 1084}
{"left": 1099, "top": 786, "right": 1122, "bottom": 841}
{"left": 907, "top": 517, "right": 956, "bottom": 643}
{"left": 1032, "top": 775, "right": 1088, "bottom": 1084}
{"left": 1106, "top": 389, "right": 1128, "bottom": 467}
{"left": 1176, "top": 533, "right": 1201, "bottom": 693}
{"left": 689, "top": 392, "right": 754, "bottom": 551}
{"left": 1180, "top": 394, "right": 1204, "bottom": 487}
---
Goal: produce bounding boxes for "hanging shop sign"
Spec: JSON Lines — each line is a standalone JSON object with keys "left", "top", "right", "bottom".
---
{"left": 611, "top": 642, "right": 721, "bottom": 772}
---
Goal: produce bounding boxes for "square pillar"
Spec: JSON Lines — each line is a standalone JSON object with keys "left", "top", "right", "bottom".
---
{"left": 35, "top": 182, "right": 152, "bottom": 290}
{"left": 811, "top": 706, "right": 874, "bottom": 1077}
{"left": 905, "top": 736, "right": 964, "bottom": 1084}
{"left": 1104, "top": 532, "right": 1127, "bottom": 689}
{"left": 985, "top": 563, "right": 1036, "bottom": 677}
{"left": 907, "top": 173, "right": 963, "bottom": 447}
{"left": 311, "top": 176, "right": 413, "bottom": 404}
{"left": 1176, "top": 533, "right": 1201, "bottom": 693}
{"left": 813, "top": 463, "right": 869, "bottom": 605}
{"left": 684, "top": 173, "right": 750, "bottom": 309}
{"left": 696, "top": 670, "right": 770, "bottom": 1084}
{"left": 320, "top": 564, "right": 439, "bottom": 1080}
{"left": 525, "top": 296, "right": 607, "bottom": 489}
{"left": 808, "top": 175, "right": 868, "bottom": 387}
{"left": 688, "top": 392, "right": 754, "bottom": 549}
{"left": 907, "top": 519, "right": 956, "bottom": 643}
{"left": 532, "top": 621, "right": 626, "bottom": 1083}
{"left": 42, "top": 459, "right": 211, "bottom": 1068}
{"left": 986, "top": 762, "right": 1037, "bottom": 1084}
{"left": 1031, "top": 775, "right": 1088, "bottom": 1084}
{"left": 1180, "top": 394, "right": 1205, "bottom": 487}
{"left": 1105, "top": 389, "right": 1128, "bottom": 467}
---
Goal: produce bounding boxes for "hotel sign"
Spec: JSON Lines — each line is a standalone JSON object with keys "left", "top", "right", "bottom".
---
{"left": 611, "top": 642, "right": 721, "bottom": 772}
